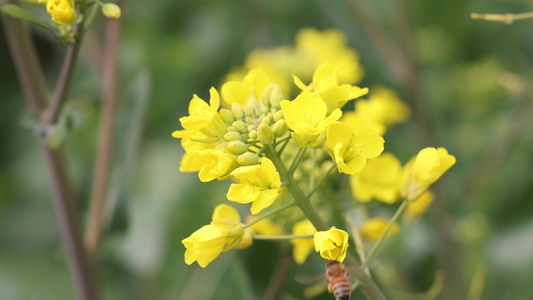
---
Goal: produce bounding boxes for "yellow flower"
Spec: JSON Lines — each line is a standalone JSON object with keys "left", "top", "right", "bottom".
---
{"left": 350, "top": 152, "right": 401, "bottom": 204}
{"left": 290, "top": 219, "right": 316, "bottom": 264}
{"left": 400, "top": 147, "right": 456, "bottom": 201}
{"left": 102, "top": 3, "right": 121, "bottom": 19}
{"left": 313, "top": 227, "right": 349, "bottom": 262}
{"left": 360, "top": 218, "right": 400, "bottom": 242}
{"left": 280, "top": 91, "right": 342, "bottom": 147}
{"left": 178, "top": 137, "right": 219, "bottom": 172}
{"left": 221, "top": 69, "right": 273, "bottom": 106}
{"left": 294, "top": 64, "right": 368, "bottom": 115}
{"left": 189, "top": 149, "right": 239, "bottom": 182}
{"left": 296, "top": 28, "right": 364, "bottom": 84}
{"left": 227, "top": 157, "right": 282, "bottom": 214}
{"left": 326, "top": 122, "right": 384, "bottom": 175}
{"left": 342, "top": 87, "right": 410, "bottom": 135}
{"left": 46, "top": 0, "right": 76, "bottom": 25}
{"left": 183, "top": 204, "right": 249, "bottom": 268}
{"left": 404, "top": 190, "right": 435, "bottom": 223}
{"left": 245, "top": 216, "right": 284, "bottom": 236}
{"left": 172, "top": 87, "right": 227, "bottom": 140}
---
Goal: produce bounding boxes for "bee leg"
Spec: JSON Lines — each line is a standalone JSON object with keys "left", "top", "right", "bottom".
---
{"left": 328, "top": 284, "right": 332, "bottom": 294}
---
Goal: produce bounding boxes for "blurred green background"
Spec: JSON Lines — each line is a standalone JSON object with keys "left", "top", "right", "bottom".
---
{"left": 2, "top": 0, "right": 533, "bottom": 299}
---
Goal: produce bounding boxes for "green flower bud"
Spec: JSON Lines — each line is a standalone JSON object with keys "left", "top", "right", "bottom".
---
{"left": 249, "top": 130, "right": 258, "bottom": 140}
{"left": 260, "top": 84, "right": 275, "bottom": 106}
{"left": 261, "top": 113, "right": 273, "bottom": 125}
{"left": 231, "top": 103, "right": 244, "bottom": 119}
{"left": 243, "top": 104, "right": 255, "bottom": 117}
{"left": 247, "top": 125, "right": 256, "bottom": 132}
{"left": 258, "top": 123, "right": 274, "bottom": 145}
{"left": 272, "top": 119, "right": 287, "bottom": 137}
{"left": 269, "top": 84, "right": 284, "bottom": 108}
{"left": 102, "top": 3, "right": 121, "bottom": 18}
{"left": 273, "top": 110, "right": 284, "bottom": 122}
{"left": 232, "top": 120, "right": 246, "bottom": 132}
{"left": 224, "top": 132, "right": 242, "bottom": 142}
{"left": 220, "top": 108, "right": 236, "bottom": 124}
{"left": 227, "top": 140, "right": 248, "bottom": 155}
{"left": 237, "top": 152, "right": 259, "bottom": 166}
{"left": 260, "top": 106, "right": 270, "bottom": 115}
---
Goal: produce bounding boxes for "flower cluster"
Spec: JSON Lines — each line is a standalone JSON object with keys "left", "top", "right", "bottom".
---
{"left": 174, "top": 28, "right": 455, "bottom": 270}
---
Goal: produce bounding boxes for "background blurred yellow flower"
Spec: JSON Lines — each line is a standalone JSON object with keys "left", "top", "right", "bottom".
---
{"left": 360, "top": 218, "right": 400, "bottom": 242}
{"left": 291, "top": 219, "right": 316, "bottom": 264}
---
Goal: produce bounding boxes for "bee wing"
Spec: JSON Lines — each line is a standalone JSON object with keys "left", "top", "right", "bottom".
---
{"left": 294, "top": 272, "right": 326, "bottom": 285}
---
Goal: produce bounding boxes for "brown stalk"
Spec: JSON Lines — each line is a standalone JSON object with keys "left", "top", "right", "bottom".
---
{"left": 85, "top": 13, "right": 122, "bottom": 255}
{"left": 2, "top": 15, "right": 98, "bottom": 300}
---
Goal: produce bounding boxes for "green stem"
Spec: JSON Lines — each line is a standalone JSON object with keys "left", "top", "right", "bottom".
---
{"left": 288, "top": 146, "right": 307, "bottom": 175}
{"left": 244, "top": 201, "right": 296, "bottom": 229}
{"left": 471, "top": 11, "right": 533, "bottom": 24}
{"left": 276, "top": 136, "right": 291, "bottom": 156}
{"left": 253, "top": 234, "right": 314, "bottom": 240}
{"left": 363, "top": 200, "right": 408, "bottom": 268}
{"left": 266, "top": 145, "right": 328, "bottom": 231}
{"left": 306, "top": 164, "right": 336, "bottom": 200}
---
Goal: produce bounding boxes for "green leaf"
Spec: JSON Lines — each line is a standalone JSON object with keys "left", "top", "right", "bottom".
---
{"left": 1, "top": 4, "right": 57, "bottom": 33}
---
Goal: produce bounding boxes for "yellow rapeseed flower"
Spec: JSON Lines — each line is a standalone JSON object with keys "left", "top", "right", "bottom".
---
{"left": 183, "top": 204, "right": 249, "bottom": 268}
{"left": 404, "top": 190, "right": 435, "bottom": 223}
{"left": 342, "top": 87, "right": 410, "bottom": 135}
{"left": 295, "top": 64, "right": 368, "bottom": 115}
{"left": 313, "top": 226, "right": 349, "bottom": 262}
{"left": 189, "top": 149, "right": 238, "bottom": 182}
{"left": 360, "top": 218, "right": 400, "bottom": 242}
{"left": 178, "top": 137, "right": 219, "bottom": 172}
{"left": 221, "top": 69, "right": 274, "bottom": 106}
{"left": 350, "top": 152, "right": 401, "bottom": 204}
{"left": 46, "top": 0, "right": 76, "bottom": 25}
{"left": 172, "top": 87, "right": 227, "bottom": 140}
{"left": 280, "top": 91, "right": 342, "bottom": 147}
{"left": 326, "top": 122, "right": 384, "bottom": 175}
{"left": 400, "top": 147, "right": 456, "bottom": 201}
{"left": 290, "top": 219, "right": 316, "bottom": 264}
{"left": 296, "top": 28, "right": 364, "bottom": 84}
{"left": 227, "top": 157, "right": 282, "bottom": 214}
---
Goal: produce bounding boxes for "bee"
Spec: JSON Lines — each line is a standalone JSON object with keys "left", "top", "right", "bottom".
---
{"left": 326, "top": 260, "right": 352, "bottom": 300}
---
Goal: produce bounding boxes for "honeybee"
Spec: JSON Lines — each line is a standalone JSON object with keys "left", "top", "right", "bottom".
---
{"left": 326, "top": 260, "right": 352, "bottom": 300}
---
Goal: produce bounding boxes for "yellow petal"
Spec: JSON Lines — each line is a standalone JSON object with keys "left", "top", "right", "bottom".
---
{"left": 212, "top": 204, "right": 241, "bottom": 223}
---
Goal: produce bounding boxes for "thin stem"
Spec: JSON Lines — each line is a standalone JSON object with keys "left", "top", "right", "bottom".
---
{"left": 46, "top": 0, "right": 89, "bottom": 124}
{"left": 2, "top": 15, "right": 98, "bottom": 300}
{"left": 288, "top": 146, "right": 306, "bottom": 175}
{"left": 263, "top": 251, "right": 290, "bottom": 300}
{"left": 345, "top": 215, "right": 370, "bottom": 276}
{"left": 471, "top": 11, "right": 533, "bottom": 24}
{"left": 266, "top": 145, "right": 328, "bottom": 231}
{"left": 253, "top": 234, "right": 314, "bottom": 240}
{"left": 244, "top": 201, "right": 296, "bottom": 229}
{"left": 364, "top": 200, "right": 408, "bottom": 268}
{"left": 306, "top": 164, "right": 336, "bottom": 200}
{"left": 85, "top": 13, "right": 122, "bottom": 255}
{"left": 275, "top": 136, "right": 291, "bottom": 155}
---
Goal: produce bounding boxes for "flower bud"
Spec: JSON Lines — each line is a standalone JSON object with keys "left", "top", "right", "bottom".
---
{"left": 260, "top": 84, "right": 275, "bottom": 106}
{"left": 231, "top": 103, "right": 244, "bottom": 119}
{"left": 227, "top": 140, "right": 248, "bottom": 155}
{"left": 224, "top": 132, "right": 242, "bottom": 142}
{"left": 248, "top": 130, "right": 258, "bottom": 140}
{"left": 272, "top": 120, "right": 287, "bottom": 137}
{"left": 232, "top": 120, "right": 246, "bottom": 132}
{"left": 261, "top": 113, "right": 273, "bottom": 125}
{"left": 269, "top": 84, "right": 284, "bottom": 108}
{"left": 237, "top": 152, "right": 259, "bottom": 166}
{"left": 220, "top": 108, "right": 236, "bottom": 124}
{"left": 102, "top": 3, "right": 121, "bottom": 18}
{"left": 47, "top": 0, "right": 76, "bottom": 25}
{"left": 243, "top": 104, "right": 255, "bottom": 117}
{"left": 273, "top": 110, "right": 284, "bottom": 122}
{"left": 258, "top": 123, "right": 274, "bottom": 145}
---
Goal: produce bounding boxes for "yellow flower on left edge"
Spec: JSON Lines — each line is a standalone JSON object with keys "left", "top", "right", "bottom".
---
{"left": 227, "top": 157, "right": 282, "bottom": 215}
{"left": 47, "top": 0, "right": 76, "bottom": 25}
{"left": 183, "top": 204, "right": 252, "bottom": 268}
{"left": 314, "top": 227, "right": 349, "bottom": 262}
